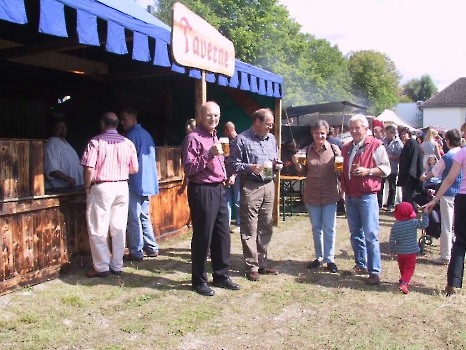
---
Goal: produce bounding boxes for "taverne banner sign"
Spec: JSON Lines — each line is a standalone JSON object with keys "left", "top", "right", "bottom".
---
{"left": 171, "top": 2, "right": 235, "bottom": 77}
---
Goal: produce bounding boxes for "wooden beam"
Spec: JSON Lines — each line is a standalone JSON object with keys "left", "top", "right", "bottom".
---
{"left": 273, "top": 98, "right": 282, "bottom": 226}
{"left": 9, "top": 52, "right": 108, "bottom": 76}
{"left": 224, "top": 88, "right": 262, "bottom": 118}
{"left": 195, "top": 71, "right": 206, "bottom": 124}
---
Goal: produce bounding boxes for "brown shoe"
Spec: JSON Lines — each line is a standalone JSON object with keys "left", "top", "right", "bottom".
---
{"left": 445, "top": 285, "right": 457, "bottom": 296}
{"left": 350, "top": 266, "right": 368, "bottom": 276}
{"left": 246, "top": 271, "right": 260, "bottom": 281}
{"left": 123, "top": 254, "right": 143, "bottom": 261}
{"left": 86, "top": 267, "right": 111, "bottom": 278}
{"left": 258, "top": 267, "right": 279, "bottom": 275}
{"left": 366, "top": 274, "right": 380, "bottom": 285}
{"left": 144, "top": 251, "right": 159, "bottom": 258}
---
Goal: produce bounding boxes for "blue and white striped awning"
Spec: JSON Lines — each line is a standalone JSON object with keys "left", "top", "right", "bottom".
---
{"left": 0, "top": 0, "right": 283, "bottom": 98}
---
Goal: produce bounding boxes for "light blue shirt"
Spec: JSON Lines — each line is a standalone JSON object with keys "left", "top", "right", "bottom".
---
{"left": 126, "top": 124, "right": 159, "bottom": 196}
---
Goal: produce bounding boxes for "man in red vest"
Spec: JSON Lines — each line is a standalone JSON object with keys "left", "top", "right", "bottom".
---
{"left": 340, "top": 114, "right": 391, "bottom": 285}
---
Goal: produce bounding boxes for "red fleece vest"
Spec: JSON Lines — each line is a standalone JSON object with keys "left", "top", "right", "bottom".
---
{"left": 341, "top": 137, "right": 382, "bottom": 197}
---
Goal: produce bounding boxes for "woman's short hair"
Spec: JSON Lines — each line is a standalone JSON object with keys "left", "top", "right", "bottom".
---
{"left": 311, "top": 119, "right": 329, "bottom": 133}
{"left": 399, "top": 127, "right": 412, "bottom": 137}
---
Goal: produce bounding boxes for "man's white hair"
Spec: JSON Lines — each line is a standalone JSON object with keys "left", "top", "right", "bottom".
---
{"left": 348, "top": 114, "right": 369, "bottom": 128}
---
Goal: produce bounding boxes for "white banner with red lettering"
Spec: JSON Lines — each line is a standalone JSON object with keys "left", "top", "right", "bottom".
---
{"left": 171, "top": 2, "right": 235, "bottom": 77}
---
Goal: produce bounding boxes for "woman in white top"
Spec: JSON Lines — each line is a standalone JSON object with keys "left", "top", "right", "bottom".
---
{"left": 420, "top": 128, "right": 441, "bottom": 171}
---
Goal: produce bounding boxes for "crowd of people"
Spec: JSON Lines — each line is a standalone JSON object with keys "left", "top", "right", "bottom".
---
{"left": 42, "top": 104, "right": 466, "bottom": 297}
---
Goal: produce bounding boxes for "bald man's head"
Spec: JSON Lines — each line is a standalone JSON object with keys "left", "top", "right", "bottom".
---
{"left": 101, "top": 112, "right": 119, "bottom": 129}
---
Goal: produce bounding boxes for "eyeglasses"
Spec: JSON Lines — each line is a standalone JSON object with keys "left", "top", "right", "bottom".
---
{"left": 261, "top": 121, "right": 274, "bottom": 128}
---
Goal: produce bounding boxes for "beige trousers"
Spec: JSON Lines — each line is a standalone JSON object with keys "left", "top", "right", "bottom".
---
{"left": 86, "top": 182, "right": 129, "bottom": 272}
{"left": 239, "top": 179, "right": 275, "bottom": 273}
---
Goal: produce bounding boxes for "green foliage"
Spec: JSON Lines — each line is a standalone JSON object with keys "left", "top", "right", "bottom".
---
{"left": 403, "top": 74, "right": 438, "bottom": 102}
{"left": 156, "top": 2, "right": 407, "bottom": 112}
{"left": 348, "top": 50, "right": 401, "bottom": 115}
{"left": 155, "top": 1, "right": 354, "bottom": 107}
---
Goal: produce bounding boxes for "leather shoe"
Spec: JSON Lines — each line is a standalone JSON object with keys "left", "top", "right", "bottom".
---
{"left": 327, "top": 262, "right": 339, "bottom": 273}
{"left": 213, "top": 278, "right": 240, "bottom": 290}
{"left": 192, "top": 283, "right": 215, "bottom": 296}
{"left": 86, "top": 268, "right": 111, "bottom": 278}
{"left": 307, "top": 259, "right": 321, "bottom": 269}
{"left": 123, "top": 254, "right": 143, "bottom": 261}
{"left": 144, "top": 251, "right": 159, "bottom": 258}
{"left": 258, "top": 267, "right": 279, "bottom": 275}
{"left": 246, "top": 271, "right": 260, "bottom": 281}
{"left": 110, "top": 268, "right": 122, "bottom": 275}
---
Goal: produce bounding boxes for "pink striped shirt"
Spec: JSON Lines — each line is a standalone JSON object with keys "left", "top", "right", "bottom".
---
{"left": 81, "top": 129, "right": 138, "bottom": 181}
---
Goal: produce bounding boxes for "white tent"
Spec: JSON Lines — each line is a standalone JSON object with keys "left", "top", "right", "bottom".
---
{"left": 375, "top": 109, "right": 419, "bottom": 132}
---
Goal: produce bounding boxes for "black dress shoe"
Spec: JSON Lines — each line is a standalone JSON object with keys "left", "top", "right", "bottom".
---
{"left": 110, "top": 268, "right": 122, "bottom": 275}
{"left": 327, "top": 262, "right": 339, "bottom": 273}
{"left": 307, "top": 259, "right": 321, "bottom": 269}
{"left": 192, "top": 283, "right": 215, "bottom": 296}
{"left": 213, "top": 278, "right": 241, "bottom": 290}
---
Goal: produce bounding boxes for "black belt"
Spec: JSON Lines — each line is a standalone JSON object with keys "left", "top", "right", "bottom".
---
{"left": 93, "top": 180, "right": 128, "bottom": 185}
{"left": 189, "top": 182, "right": 223, "bottom": 187}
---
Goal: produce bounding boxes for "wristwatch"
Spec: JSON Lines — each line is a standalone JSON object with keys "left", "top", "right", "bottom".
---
{"left": 369, "top": 168, "right": 373, "bottom": 176}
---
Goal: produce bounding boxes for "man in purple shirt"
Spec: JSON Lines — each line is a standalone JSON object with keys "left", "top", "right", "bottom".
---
{"left": 181, "top": 101, "right": 240, "bottom": 296}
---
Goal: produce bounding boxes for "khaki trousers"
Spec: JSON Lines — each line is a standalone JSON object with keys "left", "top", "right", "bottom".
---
{"left": 86, "top": 182, "right": 129, "bottom": 272}
{"left": 239, "top": 179, "right": 275, "bottom": 273}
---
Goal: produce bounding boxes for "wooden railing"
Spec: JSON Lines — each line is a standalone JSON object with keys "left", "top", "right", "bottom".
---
{"left": 156, "top": 146, "right": 184, "bottom": 183}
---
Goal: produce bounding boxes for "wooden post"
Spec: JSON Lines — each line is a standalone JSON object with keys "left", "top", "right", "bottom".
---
{"left": 194, "top": 71, "right": 207, "bottom": 124}
{"left": 273, "top": 98, "right": 282, "bottom": 226}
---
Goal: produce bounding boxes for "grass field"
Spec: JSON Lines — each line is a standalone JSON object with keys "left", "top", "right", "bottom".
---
{"left": 1, "top": 211, "right": 465, "bottom": 349}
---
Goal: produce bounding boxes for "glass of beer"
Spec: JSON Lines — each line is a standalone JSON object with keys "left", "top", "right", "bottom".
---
{"left": 219, "top": 137, "right": 230, "bottom": 156}
{"left": 263, "top": 160, "right": 273, "bottom": 179}
{"left": 296, "top": 150, "right": 307, "bottom": 166}
{"left": 334, "top": 156, "right": 344, "bottom": 173}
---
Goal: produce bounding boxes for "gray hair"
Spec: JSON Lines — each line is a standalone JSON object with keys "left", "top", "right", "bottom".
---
{"left": 384, "top": 125, "right": 396, "bottom": 134}
{"left": 348, "top": 114, "right": 369, "bottom": 128}
{"left": 311, "top": 119, "right": 329, "bottom": 133}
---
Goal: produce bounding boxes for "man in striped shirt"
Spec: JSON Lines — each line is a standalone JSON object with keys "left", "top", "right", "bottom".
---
{"left": 81, "top": 112, "right": 139, "bottom": 278}
{"left": 182, "top": 101, "right": 240, "bottom": 296}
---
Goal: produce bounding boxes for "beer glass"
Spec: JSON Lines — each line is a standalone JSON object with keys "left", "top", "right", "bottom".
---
{"left": 334, "top": 156, "right": 344, "bottom": 173}
{"left": 219, "top": 137, "right": 230, "bottom": 156}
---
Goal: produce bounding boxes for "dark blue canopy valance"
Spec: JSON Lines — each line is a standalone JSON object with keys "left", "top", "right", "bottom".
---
{"left": 0, "top": 0, "right": 283, "bottom": 98}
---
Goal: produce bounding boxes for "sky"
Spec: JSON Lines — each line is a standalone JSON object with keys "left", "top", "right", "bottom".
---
{"left": 279, "top": 0, "right": 466, "bottom": 91}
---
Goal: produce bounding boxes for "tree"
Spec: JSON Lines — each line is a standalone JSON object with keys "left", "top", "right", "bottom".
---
{"left": 347, "top": 50, "right": 401, "bottom": 115}
{"left": 155, "top": 0, "right": 353, "bottom": 107}
{"left": 403, "top": 74, "right": 438, "bottom": 102}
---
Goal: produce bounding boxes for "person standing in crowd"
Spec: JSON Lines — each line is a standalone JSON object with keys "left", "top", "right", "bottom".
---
{"left": 182, "top": 101, "right": 240, "bottom": 296}
{"left": 421, "top": 128, "right": 442, "bottom": 172}
{"left": 378, "top": 125, "right": 403, "bottom": 212}
{"left": 44, "top": 119, "right": 84, "bottom": 189}
{"left": 81, "top": 112, "right": 138, "bottom": 278}
{"left": 421, "top": 129, "right": 463, "bottom": 265}
{"left": 292, "top": 120, "right": 341, "bottom": 273}
{"left": 223, "top": 121, "right": 241, "bottom": 233}
{"left": 397, "top": 127, "right": 423, "bottom": 207}
{"left": 178, "top": 119, "right": 197, "bottom": 196}
{"left": 372, "top": 126, "right": 384, "bottom": 140}
{"left": 119, "top": 107, "right": 160, "bottom": 261}
{"left": 424, "top": 134, "right": 466, "bottom": 296}
{"left": 340, "top": 114, "right": 390, "bottom": 285}
{"left": 327, "top": 126, "right": 343, "bottom": 149}
{"left": 389, "top": 202, "right": 429, "bottom": 294}
{"left": 227, "top": 108, "right": 283, "bottom": 281}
